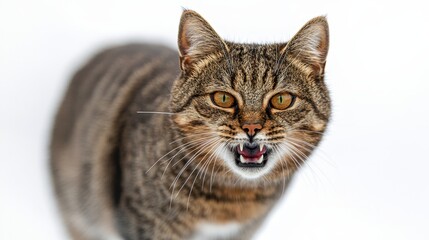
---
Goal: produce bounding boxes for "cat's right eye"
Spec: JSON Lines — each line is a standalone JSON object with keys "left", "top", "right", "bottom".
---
{"left": 211, "top": 91, "right": 236, "bottom": 108}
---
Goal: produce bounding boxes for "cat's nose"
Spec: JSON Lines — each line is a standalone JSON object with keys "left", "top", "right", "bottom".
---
{"left": 242, "top": 123, "right": 262, "bottom": 137}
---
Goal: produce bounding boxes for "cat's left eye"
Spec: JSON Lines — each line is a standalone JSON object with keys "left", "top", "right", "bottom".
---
{"left": 211, "top": 91, "right": 235, "bottom": 108}
{"left": 270, "top": 92, "right": 295, "bottom": 110}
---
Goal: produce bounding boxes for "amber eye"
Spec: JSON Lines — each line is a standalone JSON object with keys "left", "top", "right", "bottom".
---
{"left": 212, "top": 91, "right": 235, "bottom": 108}
{"left": 270, "top": 92, "right": 295, "bottom": 110}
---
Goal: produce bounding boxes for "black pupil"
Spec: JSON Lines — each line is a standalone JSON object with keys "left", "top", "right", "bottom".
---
{"left": 222, "top": 94, "right": 227, "bottom": 102}
{"left": 278, "top": 95, "right": 283, "bottom": 104}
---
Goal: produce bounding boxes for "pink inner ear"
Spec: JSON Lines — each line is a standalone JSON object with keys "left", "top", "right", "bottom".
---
{"left": 178, "top": 21, "right": 197, "bottom": 71}
{"left": 178, "top": 24, "right": 191, "bottom": 57}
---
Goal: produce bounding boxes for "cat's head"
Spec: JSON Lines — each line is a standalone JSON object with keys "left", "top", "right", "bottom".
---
{"left": 170, "top": 10, "right": 330, "bottom": 183}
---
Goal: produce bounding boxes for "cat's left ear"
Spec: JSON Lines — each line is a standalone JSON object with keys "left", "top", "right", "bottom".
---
{"left": 281, "top": 16, "right": 329, "bottom": 78}
{"left": 178, "top": 10, "right": 229, "bottom": 72}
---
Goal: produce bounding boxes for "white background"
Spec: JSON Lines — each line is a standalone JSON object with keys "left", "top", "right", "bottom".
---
{"left": 1, "top": 0, "right": 429, "bottom": 239}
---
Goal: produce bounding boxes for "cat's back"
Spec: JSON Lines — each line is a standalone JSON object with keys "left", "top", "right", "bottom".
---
{"left": 50, "top": 43, "right": 179, "bottom": 239}
{"left": 52, "top": 43, "right": 178, "bottom": 146}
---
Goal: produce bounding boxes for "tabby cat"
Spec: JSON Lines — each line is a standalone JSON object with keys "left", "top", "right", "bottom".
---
{"left": 50, "top": 10, "right": 330, "bottom": 240}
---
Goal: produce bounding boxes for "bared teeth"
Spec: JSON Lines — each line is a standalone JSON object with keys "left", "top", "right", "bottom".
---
{"left": 239, "top": 143, "right": 244, "bottom": 151}
{"left": 259, "top": 144, "right": 264, "bottom": 152}
{"left": 240, "top": 155, "right": 246, "bottom": 163}
{"left": 239, "top": 155, "right": 264, "bottom": 163}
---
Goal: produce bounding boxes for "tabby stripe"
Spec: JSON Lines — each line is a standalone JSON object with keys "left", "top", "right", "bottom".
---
{"left": 266, "top": 130, "right": 285, "bottom": 136}
{"left": 79, "top": 52, "right": 154, "bottom": 206}
{"left": 301, "top": 95, "right": 329, "bottom": 122}
{"left": 191, "top": 52, "right": 222, "bottom": 75}
{"left": 261, "top": 66, "right": 269, "bottom": 84}
{"left": 194, "top": 105, "right": 212, "bottom": 118}
{"left": 251, "top": 48, "right": 257, "bottom": 86}
{"left": 241, "top": 65, "right": 248, "bottom": 84}
{"left": 189, "top": 120, "right": 205, "bottom": 126}
{"left": 229, "top": 69, "right": 237, "bottom": 90}
{"left": 173, "top": 93, "right": 202, "bottom": 113}
{"left": 267, "top": 137, "right": 286, "bottom": 141}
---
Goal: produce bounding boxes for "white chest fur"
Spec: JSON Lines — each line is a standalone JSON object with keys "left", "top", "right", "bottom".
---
{"left": 190, "top": 222, "right": 242, "bottom": 240}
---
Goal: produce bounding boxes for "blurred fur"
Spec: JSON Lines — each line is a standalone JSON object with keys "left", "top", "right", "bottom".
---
{"left": 51, "top": 10, "right": 330, "bottom": 239}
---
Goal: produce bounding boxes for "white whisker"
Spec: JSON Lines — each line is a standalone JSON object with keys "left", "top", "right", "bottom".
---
{"left": 146, "top": 134, "right": 215, "bottom": 174}
{"left": 164, "top": 135, "right": 216, "bottom": 168}
{"left": 200, "top": 141, "right": 224, "bottom": 190}
{"left": 169, "top": 132, "right": 215, "bottom": 145}
{"left": 286, "top": 136, "right": 335, "bottom": 167}
{"left": 170, "top": 137, "right": 219, "bottom": 195}
{"left": 280, "top": 142, "right": 323, "bottom": 186}
{"left": 136, "top": 111, "right": 176, "bottom": 115}
{"left": 272, "top": 145, "right": 288, "bottom": 195}
{"left": 177, "top": 138, "right": 222, "bottom": 197}
{"left": 210, "top": 141, "right": 230, "bottom": 192}
{"left": 184, "top": 138, "right": 223, "bottom": 210}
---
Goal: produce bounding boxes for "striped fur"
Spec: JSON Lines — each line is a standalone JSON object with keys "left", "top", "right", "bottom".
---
{"left": 51, "top": 10, "right": 330, "bottom": 239}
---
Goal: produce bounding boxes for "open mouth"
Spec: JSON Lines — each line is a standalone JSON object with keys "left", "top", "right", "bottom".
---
{"left": 235, "top": 142, "right": 269, "bottom": 168}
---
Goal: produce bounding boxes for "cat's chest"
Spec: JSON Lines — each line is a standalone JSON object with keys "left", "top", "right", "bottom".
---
{"left": 190, "top": 222, "right": 243, "bottom": 240}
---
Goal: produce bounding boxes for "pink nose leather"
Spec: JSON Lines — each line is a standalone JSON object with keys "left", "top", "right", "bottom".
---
{"left": 242, "top": 123, "right": 262, "bottom": 137}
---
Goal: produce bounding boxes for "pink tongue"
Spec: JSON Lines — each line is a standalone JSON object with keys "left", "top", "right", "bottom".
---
{"left": 237, "top": 146, "right": 266, "bottom": 158}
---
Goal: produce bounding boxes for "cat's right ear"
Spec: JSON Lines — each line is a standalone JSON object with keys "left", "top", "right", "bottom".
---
{"left": 178, "top": 10, "right": 228, "bottom": 72}
{"left": 281, "top": 16, "right": 329, "bottom": 78}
